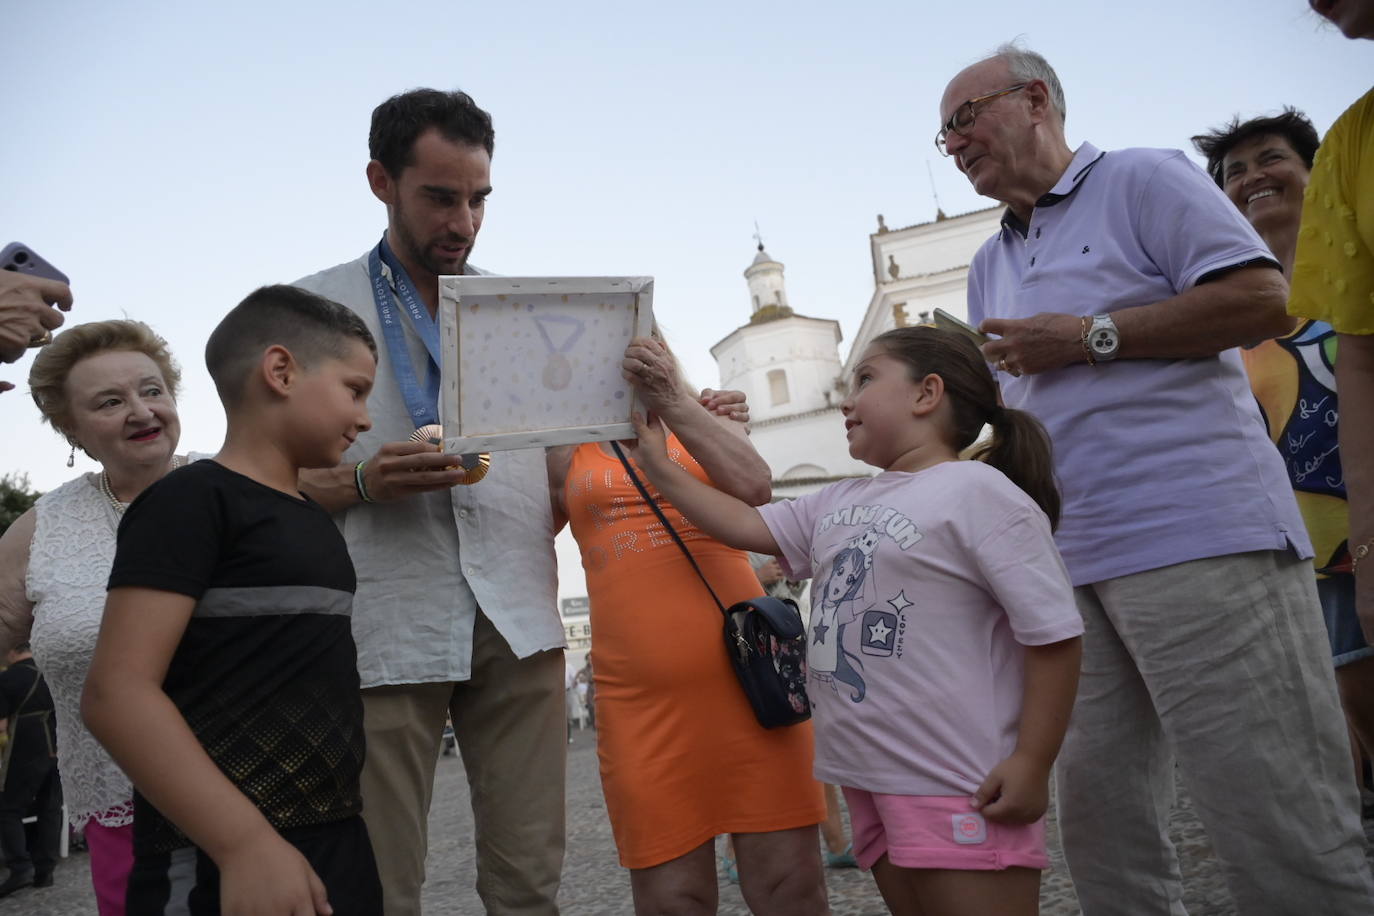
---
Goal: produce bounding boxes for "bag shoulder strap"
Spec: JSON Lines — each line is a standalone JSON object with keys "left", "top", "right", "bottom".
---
{"left": 9, "top": 661, "right": 41, "bottom": 720}
{"left": 611, "top": 441, "right": 728, "bottom": 617}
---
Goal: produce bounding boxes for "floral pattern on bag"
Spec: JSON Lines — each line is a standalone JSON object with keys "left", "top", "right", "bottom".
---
{"left": 734, "top": 601, "right": 812, "bottom": 726}
{"left": 764, "top": 632, "right": 810, "bottom": 713}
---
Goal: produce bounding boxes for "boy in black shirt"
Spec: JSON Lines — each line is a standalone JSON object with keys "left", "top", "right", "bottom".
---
{"left": 84, "top": 285, "right": 382, "bottom": 914}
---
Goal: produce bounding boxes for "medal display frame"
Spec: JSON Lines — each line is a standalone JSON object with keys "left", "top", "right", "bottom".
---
{"left": 437, "top": 275, "right": 655, "bottom": 453}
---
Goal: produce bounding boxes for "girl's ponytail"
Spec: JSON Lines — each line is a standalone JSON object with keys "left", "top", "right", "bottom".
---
{"left": 870, "top": 326, "right": 1062, "bottom": 530}
{"left": 968, "top": 405, "right": 1060, "bottom": 530}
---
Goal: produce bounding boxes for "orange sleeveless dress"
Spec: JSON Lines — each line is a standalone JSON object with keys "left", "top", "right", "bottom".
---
{"left": 565, "top": 439, "right": 825, "bottom": 869}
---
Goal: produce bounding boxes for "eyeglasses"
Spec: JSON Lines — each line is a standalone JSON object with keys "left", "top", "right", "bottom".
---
{"left": 935, "top": 83, "right": 1029, "bottom": 156}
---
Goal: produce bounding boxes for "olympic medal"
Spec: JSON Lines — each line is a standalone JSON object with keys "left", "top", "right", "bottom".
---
{"left": 409, "top": 425, "right": 491, "bottom": 485}
{"left": 542, "top": 353, "right": 573, "bottom": 390}
{"left": 455, "top": 451, "right": 491, "bottom": 484}
{"left": 410, "top": 424, "right": 445, "bottom": 448}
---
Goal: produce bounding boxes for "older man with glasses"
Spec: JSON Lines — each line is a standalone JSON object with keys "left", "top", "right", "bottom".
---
{"left": 938, "top": 42, "right": 1374, "bottom": 915}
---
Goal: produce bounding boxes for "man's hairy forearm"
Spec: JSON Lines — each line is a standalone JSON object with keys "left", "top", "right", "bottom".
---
{"left": 1114, "top": 266, "right": 1292, "bottom": 360}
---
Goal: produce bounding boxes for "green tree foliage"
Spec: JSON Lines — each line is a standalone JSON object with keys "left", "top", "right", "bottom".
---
{"left": 0, "top": 473, "right": 42, "bottom": 536}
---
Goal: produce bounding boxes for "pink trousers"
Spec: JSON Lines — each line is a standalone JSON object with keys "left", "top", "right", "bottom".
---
{"left": 83, "top": 818, "right": 133, "bottom": 916}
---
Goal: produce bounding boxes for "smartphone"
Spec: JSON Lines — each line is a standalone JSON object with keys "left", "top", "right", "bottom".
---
{"left": 932, "top": 307, "right": 990, "bottom": 348}
{"left": 1, "top": 242, "right": 70, "bottom": 284}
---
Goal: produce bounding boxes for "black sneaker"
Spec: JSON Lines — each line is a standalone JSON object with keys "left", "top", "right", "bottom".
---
{"left": 33, "top": 871, "right": 53, "bottom": 888}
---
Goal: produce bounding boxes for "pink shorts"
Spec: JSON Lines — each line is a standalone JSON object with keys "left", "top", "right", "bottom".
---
{"left": 842, "top": 787, "right": 1048, "bottom": 871}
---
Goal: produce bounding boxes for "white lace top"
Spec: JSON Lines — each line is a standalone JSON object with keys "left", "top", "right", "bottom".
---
{"left": 25, "top": 473, "right": 134, "bottom": 828}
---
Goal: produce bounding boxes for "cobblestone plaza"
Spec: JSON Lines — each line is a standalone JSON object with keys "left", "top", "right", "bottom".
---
{"left": 8, "top": 723, "right": 1313, "bottom": 915}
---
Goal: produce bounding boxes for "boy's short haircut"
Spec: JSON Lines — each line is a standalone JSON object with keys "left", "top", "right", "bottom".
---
{"left": 206, "top": 285, "right": 378, "bottom": 406}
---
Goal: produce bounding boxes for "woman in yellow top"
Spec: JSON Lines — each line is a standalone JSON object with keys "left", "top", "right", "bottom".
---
{"left": 1289, "top": 0, "right": 1374, "bottom": 646}
{"left": 548, "top": 336, "right": 827, "bottom": 916}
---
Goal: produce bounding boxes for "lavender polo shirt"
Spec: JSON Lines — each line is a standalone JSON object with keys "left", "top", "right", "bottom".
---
{"left": 967, "top": 142, "right": 1311, "bottom": 586}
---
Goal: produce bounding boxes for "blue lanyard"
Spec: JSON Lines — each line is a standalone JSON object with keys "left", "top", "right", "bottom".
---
{"left": 368, "top": 235, "right": 442, "bottom": 425}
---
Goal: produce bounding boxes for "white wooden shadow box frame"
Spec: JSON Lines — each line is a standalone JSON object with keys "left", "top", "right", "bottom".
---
{"left": 437, "top": 275, "right": 655, "bottom": 453}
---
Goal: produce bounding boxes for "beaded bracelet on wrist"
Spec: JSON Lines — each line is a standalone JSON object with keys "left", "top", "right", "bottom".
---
{"left": 354, "top": 460, "right": 376, "bottom": 504}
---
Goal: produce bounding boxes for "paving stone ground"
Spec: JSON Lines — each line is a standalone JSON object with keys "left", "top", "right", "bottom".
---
{"left": 9, "top": 726, "right": 1372, "bottom": 914}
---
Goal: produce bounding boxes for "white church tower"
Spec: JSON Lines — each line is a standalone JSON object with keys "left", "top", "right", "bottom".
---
{"left": 744, "top": 243, "right": 790, "bottom": 314}
{"left": 711, "top": 242, "right": 872, "bottom": 497}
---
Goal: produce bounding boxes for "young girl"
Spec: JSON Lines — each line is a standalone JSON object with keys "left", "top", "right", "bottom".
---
{"left": 626, "top": 326, "right": 1083, "bottom": 916}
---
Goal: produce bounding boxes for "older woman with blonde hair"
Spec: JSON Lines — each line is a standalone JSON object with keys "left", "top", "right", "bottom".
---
{"left": 0, "top": 319, "right": 186, "bottom": 914}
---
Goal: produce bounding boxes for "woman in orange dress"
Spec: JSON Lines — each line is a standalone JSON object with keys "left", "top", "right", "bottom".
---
{"left": 548, "top": 335, "right": 827, "bottom": 915}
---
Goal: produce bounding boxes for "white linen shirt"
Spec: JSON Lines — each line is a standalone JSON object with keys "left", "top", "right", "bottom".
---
{"left": 295, "top": 251, "right": 563, "bottom": 687}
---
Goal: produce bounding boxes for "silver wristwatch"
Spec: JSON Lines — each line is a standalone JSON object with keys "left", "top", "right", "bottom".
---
{"left": 1087, "top": 314, "right": 1121, "bottom": 361}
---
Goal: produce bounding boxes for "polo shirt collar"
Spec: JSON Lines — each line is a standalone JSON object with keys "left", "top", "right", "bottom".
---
{"left": 1000, "top": 142, "right": 1107, "bottom": 237}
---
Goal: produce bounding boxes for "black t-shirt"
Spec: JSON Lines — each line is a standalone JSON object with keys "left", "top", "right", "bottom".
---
{"left": 108, "top": 460, "right": 365, "bottom": 856}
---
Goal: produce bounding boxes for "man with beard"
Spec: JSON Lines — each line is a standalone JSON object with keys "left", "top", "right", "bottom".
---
{"left": 293, "top": 89, "right": 567, "bottom": 916}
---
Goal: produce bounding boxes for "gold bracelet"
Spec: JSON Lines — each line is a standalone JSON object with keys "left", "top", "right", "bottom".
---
{"left": 1080, "top": 315, "right": 1097, "bottom": 367}
{"left": 1353, "top": 537, "right": 1374, "bottom": 576}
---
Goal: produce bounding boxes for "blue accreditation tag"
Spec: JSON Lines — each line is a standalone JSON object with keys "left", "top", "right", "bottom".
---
{"left": 369, "top": 235, "right": 443, "bottom": 425}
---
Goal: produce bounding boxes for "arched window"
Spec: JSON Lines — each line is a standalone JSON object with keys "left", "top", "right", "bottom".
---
{"left": 768, "top": 369, "right": 790, "bottom": 406}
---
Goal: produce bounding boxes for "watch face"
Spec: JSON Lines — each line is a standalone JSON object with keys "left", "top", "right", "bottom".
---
{"left": 1089, "top": 328, "right": 1119, "bottom": 356}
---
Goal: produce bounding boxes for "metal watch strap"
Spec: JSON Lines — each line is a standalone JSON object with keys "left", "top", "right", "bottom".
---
{"left": 1087, "top": 314, "right": 1120, "bottom": 361}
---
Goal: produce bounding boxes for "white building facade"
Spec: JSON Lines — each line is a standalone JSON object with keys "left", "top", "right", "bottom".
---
{"left": 712, "top": 246, "right": 871, "bottom": 498}
{"left": 848, "top": 207, "right": 1001, "bottom": 376}
{"left": 712, "top": 207, "right": 1002, "bottom": 494}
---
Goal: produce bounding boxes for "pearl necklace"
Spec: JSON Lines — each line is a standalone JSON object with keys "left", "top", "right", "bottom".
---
{"left": 100, "top": 455, "right": 183, "bottom": 515}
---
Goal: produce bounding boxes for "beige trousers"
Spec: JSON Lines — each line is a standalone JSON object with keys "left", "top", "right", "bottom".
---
{"left": 360, "top": 612, "right": 567, "bottom": 915}
{"left": 1056, "top": 550, "right": 1374, "bottom": 915}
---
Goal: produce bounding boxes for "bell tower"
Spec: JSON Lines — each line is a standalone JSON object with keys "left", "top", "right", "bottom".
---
{"left": 744, "top": 242, "right": 790, "bottom": 316}
{"left": 711, "top": 237, "right": 871, "bottom": 495}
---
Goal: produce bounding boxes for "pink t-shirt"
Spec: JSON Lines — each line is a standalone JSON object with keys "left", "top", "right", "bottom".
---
{"left": 758, "top": 461, "right": 1083, "bottom": 797}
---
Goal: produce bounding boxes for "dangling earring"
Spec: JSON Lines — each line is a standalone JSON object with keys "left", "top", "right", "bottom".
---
{"left": 67, "top": 444, "right": 76, "bottom": 468}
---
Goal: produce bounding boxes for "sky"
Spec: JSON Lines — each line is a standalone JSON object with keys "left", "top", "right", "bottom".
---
{"left": 3, "top": 0, "right": 1366, "bottom": 600}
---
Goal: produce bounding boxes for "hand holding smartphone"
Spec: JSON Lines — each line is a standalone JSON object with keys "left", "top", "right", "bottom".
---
{"left": 932, "top": 308, "right": 991, "bottom": 351}
{"left": 0, "top": 243, "right": 73, "bottom": 366}
{"left": 2, "top": 242, "right": 71, "bottom": 286}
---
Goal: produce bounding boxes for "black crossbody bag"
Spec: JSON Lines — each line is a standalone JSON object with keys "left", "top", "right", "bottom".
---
{"left": 612, "top": 442, "right": 811, "bottom": 729}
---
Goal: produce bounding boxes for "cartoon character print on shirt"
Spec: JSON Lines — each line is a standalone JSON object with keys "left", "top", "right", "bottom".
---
{"left": 812, "top": 546, "right": 869, "bottom": 702}
{"left": 848, "top": 524, "right": 882, "bottom": 567}
{"left": 809, "top": 505, "right": 925, "bottom": 704}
